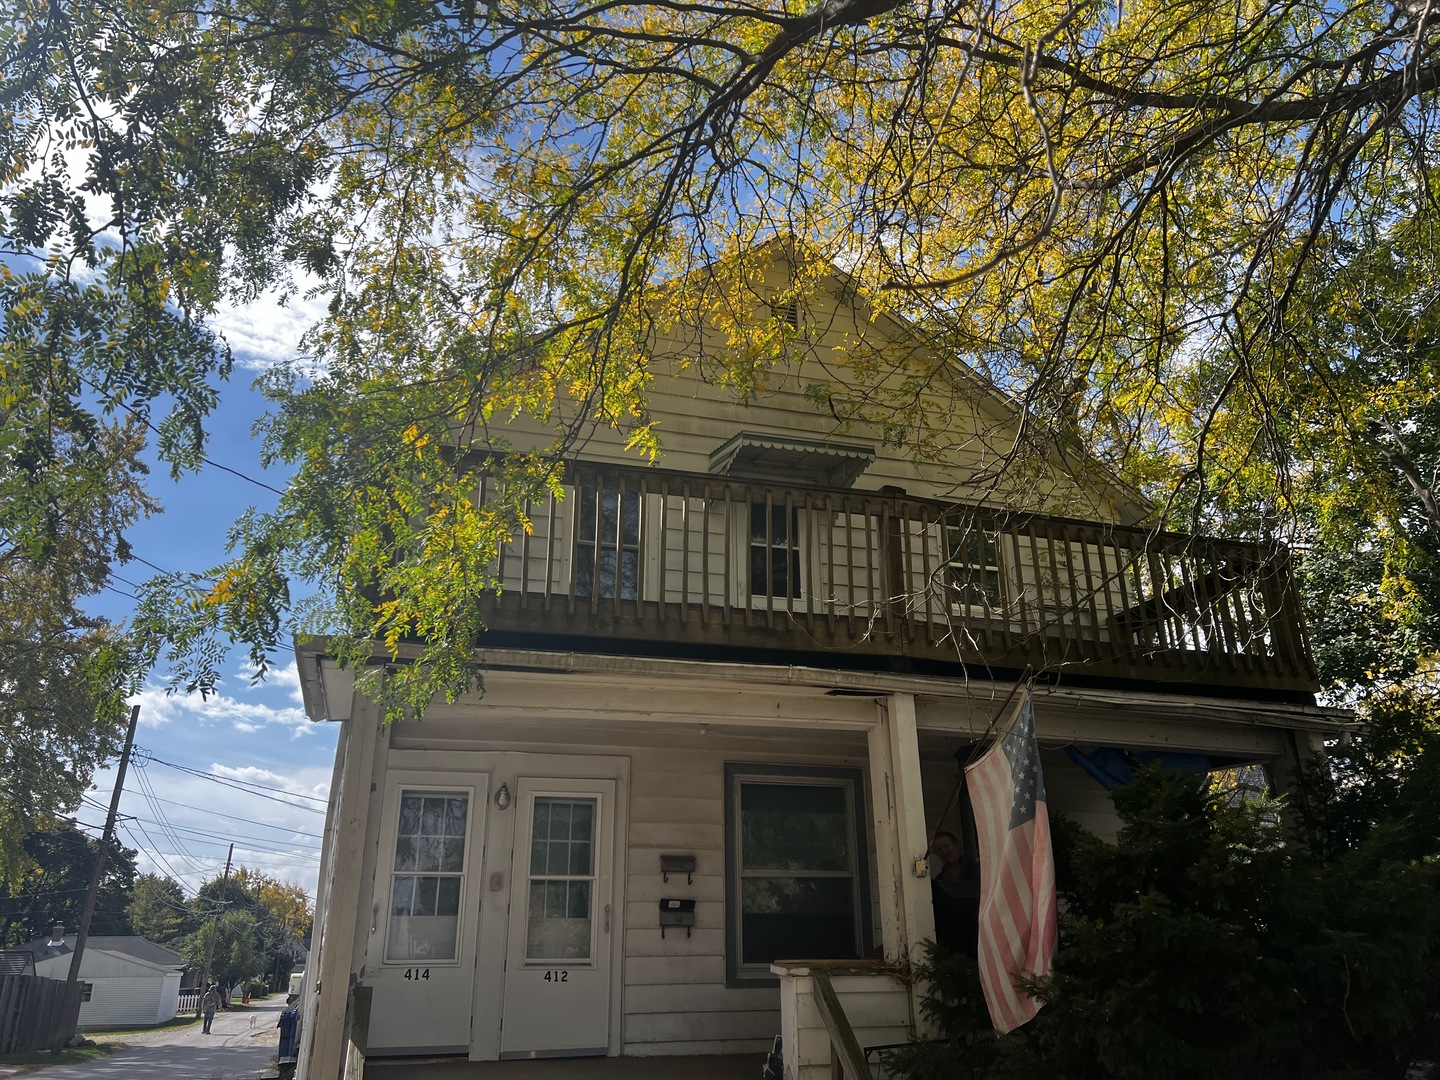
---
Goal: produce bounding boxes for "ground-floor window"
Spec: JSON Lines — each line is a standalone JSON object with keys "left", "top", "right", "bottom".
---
{"left": 724, "top": 764, "right": 870, "bottom": 985}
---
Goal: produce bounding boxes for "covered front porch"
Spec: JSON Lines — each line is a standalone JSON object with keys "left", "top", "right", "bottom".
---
{"left": 296, "top": 648, "right": 1346, "bottom": 1080}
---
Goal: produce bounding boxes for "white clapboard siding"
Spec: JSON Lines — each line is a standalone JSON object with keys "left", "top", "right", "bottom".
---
{"left": 1040, "top": 750, "right": 1122, "bottom": 842}
{"left": 79, "top": 976, "right": 168, "bottom": 1028}
{"left": 620, "top": 741, "right": 874, "bottom": 1052}
{"left": 472, "top": 266, "right": 1139, "bottom": 525}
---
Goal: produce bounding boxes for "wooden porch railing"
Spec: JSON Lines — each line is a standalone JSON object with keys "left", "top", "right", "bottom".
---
{"left": 477, "top": 462, "right": 1318, "bottom": 694}
{"left": 813, "top": 971, "right": 873, "bottom": 1080}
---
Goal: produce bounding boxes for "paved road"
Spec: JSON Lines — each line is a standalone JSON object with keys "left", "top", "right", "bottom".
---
{"left": 32, "top": 999, "right": 286, "bottom": 1080}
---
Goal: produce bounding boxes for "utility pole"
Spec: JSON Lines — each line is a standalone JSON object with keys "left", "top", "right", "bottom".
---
{"left": 53, "top": 704, "right": 139, "bottom": 1052}
{"left": 201, "top": 843, "right": 235, "bottom": 993}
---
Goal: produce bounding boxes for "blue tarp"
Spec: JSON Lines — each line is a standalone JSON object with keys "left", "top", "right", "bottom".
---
{"left": 1064, "top": 746, "right": 1247, "bottom": 788}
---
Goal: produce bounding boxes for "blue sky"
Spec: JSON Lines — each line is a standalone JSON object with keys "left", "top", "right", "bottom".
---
{"left": 80, "top": 288, "right": 340, "bottom": 905}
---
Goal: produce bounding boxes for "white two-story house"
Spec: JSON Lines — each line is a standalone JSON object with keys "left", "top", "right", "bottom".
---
{"left": 293, "top": 249, "right": 1343, "bottom": 1080}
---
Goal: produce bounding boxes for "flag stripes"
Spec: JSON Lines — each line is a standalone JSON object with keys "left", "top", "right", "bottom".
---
{"left": 965, "top": 691, "right": 1058, "bottom": 1033}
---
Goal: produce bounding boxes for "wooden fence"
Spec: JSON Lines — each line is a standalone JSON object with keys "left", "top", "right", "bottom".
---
{"left": 0, "top": 975, "right": 70, "bottom": 1054}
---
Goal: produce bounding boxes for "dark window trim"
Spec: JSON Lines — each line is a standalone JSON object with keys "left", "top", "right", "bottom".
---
{"left": 723, "top": 762, "right": 872, "bottom": 988}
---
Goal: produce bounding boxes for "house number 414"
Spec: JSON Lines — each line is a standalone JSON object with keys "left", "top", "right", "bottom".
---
{"left": 403, "top": 968, "right": 430, "bottom": 980}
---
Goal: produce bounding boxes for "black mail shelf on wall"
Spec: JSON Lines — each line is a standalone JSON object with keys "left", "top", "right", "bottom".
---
{"left": 660, "top": 854, "right": 696, "bottom": 884}
{"left": 659, "top": 898, "right": 696, "bottom": 938}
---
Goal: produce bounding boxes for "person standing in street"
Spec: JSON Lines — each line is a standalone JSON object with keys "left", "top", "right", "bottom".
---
{"left": 200, "top": 984, "right": 221, "bottom": 1034}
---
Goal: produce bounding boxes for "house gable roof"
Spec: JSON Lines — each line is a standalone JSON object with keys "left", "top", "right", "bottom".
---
{"left": 0, "top": 950, "right": 36, "bottom": 976}
{"left": 14, "top": 936, "right": 185, "bottom": 972}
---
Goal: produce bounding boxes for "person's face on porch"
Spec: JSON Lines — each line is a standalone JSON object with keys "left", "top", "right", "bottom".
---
{"left": 930, "top": 833, "right": 961, "bottom": 869}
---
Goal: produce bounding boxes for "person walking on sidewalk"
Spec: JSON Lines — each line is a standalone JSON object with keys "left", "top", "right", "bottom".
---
{"left": 201, "top": 984, "right": 222, "bottom": 1034}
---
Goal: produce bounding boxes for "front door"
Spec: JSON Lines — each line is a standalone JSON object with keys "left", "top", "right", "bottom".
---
{"left": 499, "top": 777, "right": 615, "bottom": 1057}
{"left": 365, "top": 774, "right": 488, "bottom": 1055}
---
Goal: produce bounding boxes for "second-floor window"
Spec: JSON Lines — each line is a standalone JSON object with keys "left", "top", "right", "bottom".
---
{"left": 947, "top": 526, "right": 1004, "bottom": 614}
{"left": 576, "top": 486, "right": 640, "bottom": 600}
{"left": 750, "top": 502, "right": 802, "bottom": 600}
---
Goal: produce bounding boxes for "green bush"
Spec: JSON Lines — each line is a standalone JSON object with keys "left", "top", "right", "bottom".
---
{"left": 890, "top": 767, "right": 1440, "bottom": 1080}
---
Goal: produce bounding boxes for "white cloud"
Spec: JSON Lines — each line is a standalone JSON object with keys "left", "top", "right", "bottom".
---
{"left": 236, "top": 660, "right": 305, "bottom": 706}
{"left": 209, "top": 284, "right": 331, "bottom": 371}
{"left": 211, "top": 763, "right": 331, "bottom": 807}
{"left": 129, "top": 672, "right": 313, "bottom": 738}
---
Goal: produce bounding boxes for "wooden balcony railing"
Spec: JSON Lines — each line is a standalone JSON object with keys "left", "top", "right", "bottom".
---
{"left": 477, "top": 462, "right": 1319, "bottom": 695}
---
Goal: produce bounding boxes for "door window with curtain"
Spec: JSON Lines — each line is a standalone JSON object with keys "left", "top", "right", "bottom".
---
{"left": 385, "top": 790, "right": 469, "bottom": 962}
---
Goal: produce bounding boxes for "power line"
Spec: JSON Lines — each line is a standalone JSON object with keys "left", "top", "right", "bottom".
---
{"left": 132, "top": 764, "right": 215, "bottom": 879}
{"left": 112, "top": 790, "right": 325, "bottom": 839}
{"left": 138, "top": 754, "right": 328, "bottom": 810}
{"left": 127, "top": 554, "right": 174, "bottom": 576}
{"left": 122, "top": 816, "right": 320, "bottom": 860}
{"left": 132, "top": 817, "right": 321, "bottom": 853}
{"left": 141, "top": 754, "right": 329, "bottom": 803}
{"left": 74, "top": 371, "right": 287, "bottom": 497}
{"left": 136, "top": 843, "right": 317, "bottom": 866}
{"left": 117, "top": 820, "right": 201, "bottom": 896}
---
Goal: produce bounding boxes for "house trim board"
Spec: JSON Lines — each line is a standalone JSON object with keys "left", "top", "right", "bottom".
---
{"left": 295, "top": 708, "right": 351, "bottom": 1078}
{"left": 303, "top": 694, "right": 382, "bottom": 1080}
{"left": 883, "top": 694, "right": 936, "bottom": 974}
{"left": 298, "top": 643, "right": 1350, "bottom": 736}
{"left": 380, "top": 666, "right": 1308, "bottom": 761}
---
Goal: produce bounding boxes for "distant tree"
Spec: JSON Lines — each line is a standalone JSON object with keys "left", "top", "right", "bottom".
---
{"left": 185, "top": 867, "right": 312, "bottom": 989}
{"left": 184, "top": 909, "right": 266, "bottom": 991}
{"left": 0, "top": 825, "right": 136, "bottom": 947}
{"left": 0, "top": 422, "right": 152, "bottom": 884}
{"left": 247, "top": 872, "right": 311, "bottom": 988}
{"left": 126, "top": 873, "right": 193, "bottom": 947}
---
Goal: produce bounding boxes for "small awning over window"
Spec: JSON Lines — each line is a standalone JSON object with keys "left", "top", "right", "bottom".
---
{"left": 708, "top": 432, "right": 876, "bottom": 488}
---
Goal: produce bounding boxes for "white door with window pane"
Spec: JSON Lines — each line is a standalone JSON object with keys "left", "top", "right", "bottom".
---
{"left": 500, "top": 777, "right": 615, "bottom": 1057}
{"left": 366, "top": 776, "right": 487, "bottom": 1055}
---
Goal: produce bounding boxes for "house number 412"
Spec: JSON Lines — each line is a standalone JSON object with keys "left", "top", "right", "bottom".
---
{"left": 543, "top": 970, "right": 569, "bottom": 983}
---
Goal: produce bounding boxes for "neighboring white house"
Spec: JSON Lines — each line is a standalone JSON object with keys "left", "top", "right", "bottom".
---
{"left": 16, "top": 933, "right": 185, "bottom": 1028}
{"left": 294, "top": 248, "right": 1348, "bottom": 1080}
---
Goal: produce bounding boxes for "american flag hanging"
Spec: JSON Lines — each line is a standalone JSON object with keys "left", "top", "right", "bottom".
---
{"left": 965, "top": 690, "right": 1058, "bottom": 1033}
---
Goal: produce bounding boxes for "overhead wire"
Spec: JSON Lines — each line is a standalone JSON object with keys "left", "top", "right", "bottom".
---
{"left": 121, "top": 814, "right": 320, "bottom": 862}
{"left": 134, "top": 818, "right": 320, "bottom": 855}
{"left": 117, "top": 820, "right": 202, "bottom": 896}
{"left": 139, "top": 753, "right": 329, "bottom": 803}
{"left": 132, "top": 762, "right": 215, "bottom": 878}
{"left": 73, "top": 370, "right": 287, "bottom": 497}
{"left": 114, "top": 790, "right": 325, "bottom": 838}
{"left": 138, "top": 754, "right": 327, "bottom": 812}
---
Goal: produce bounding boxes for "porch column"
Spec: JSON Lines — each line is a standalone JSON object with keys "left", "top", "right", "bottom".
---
{"left": 298, "top": 694, "right": 383, "bottom": 1080}
{"left": 867, "top": 693, "right": 935, "bottom": 971}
